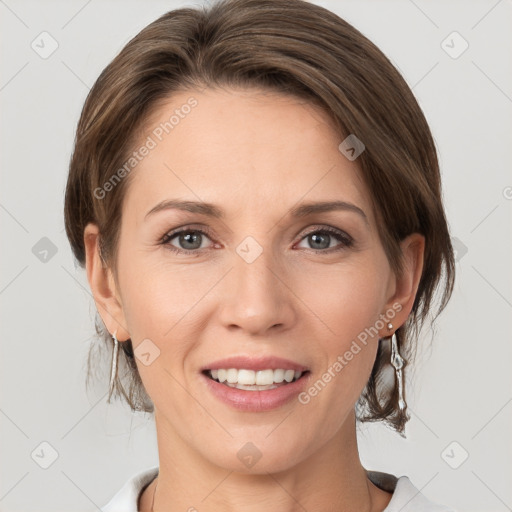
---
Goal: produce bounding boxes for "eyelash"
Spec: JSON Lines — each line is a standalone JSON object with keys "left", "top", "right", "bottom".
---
{"left": 160, "top": 225, "right": 354, "bottom": 255}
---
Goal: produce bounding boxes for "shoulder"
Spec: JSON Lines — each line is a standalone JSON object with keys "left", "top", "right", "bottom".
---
{"left": 368, "top": 471, "right": 456, "bottom": 512}
{"left": 101, "top": 466, "right": 159, "bottom": 512}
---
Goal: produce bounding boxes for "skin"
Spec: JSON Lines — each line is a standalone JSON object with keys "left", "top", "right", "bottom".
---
{"left": 84, "top": 87, "right": 424, "bottom": 512}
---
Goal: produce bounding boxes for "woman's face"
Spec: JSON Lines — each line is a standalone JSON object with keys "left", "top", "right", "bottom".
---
{"left": 97, "top": 87, "right": 410, "bottom": 472}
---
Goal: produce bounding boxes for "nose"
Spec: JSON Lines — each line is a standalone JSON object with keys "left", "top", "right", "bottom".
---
{"left": 217, "top": 244, "right": 297, "bottom": 336}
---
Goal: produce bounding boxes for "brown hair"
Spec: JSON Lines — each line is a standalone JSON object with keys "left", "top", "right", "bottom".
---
{"left": 64, "top": 0, "right": 455, "bottom": 434}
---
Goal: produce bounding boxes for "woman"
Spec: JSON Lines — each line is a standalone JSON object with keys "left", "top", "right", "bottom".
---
{"left": 64, "top": 0, "right": 456, "bottom": 510}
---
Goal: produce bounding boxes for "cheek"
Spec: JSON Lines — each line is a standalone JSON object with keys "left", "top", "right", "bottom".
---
{"left": 116, "top": 248, "right": 208, "bottom": 339}
{"left": 114, "top": 251, "right": 226, "bottom": 401}
{"left": 297, "top": 260, "right": 388, "bottom": 410}
{"left": 305, "top": 257, "right": 389, "bottom": 341}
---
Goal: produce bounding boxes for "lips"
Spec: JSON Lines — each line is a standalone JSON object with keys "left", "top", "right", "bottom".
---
{"left": 200, "top": 356, "right": 311, "bottom": 411}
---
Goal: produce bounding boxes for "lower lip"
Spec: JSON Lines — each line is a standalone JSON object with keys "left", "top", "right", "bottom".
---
{"left": 201, "top": 372, "right": 310, "bottom": 412}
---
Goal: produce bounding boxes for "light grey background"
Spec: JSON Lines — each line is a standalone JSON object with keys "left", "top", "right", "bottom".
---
{"left": 1, "top": 0, "right": 511, "bottom": 511}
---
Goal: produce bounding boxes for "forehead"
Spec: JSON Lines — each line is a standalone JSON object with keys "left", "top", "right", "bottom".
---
{"left": 122, "top": 87, "right": 373, "bottom": 224}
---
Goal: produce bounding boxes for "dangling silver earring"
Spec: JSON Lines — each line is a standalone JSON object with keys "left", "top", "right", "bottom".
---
{"left": 388, "top": 324, "right": 406, "bottom": 411}
{"left": 109, "top": 330, "right": 119, "bottom": 400}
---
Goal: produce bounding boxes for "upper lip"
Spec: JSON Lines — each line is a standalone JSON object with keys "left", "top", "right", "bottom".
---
{"left": 202, "top": 356, "right": 309, "bottom": 372}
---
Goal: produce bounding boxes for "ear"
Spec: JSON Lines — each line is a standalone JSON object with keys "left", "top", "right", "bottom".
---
{"left": 382, "top": 233, "right": 425, "bottom": 330}
{"left": 83, "top": 223, "right": 130, "bottom": 341}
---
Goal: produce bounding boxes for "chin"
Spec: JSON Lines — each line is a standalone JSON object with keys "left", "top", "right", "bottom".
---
{"left": 198, "top": 430, "right": 313, "bottom": 475}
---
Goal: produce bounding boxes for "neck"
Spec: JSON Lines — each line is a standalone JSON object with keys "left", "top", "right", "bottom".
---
{"left": 140, "top": 409, "right": 392, "bottom": 512}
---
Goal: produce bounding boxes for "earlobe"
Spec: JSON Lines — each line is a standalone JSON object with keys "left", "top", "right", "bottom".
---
{"left": 83, "top": 223, "right": 130, "bottom": 341}
{"left": 384, "top": 233, "right": 425, "bottom": 329}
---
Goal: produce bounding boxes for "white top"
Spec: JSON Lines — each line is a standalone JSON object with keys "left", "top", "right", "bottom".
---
{"left": 101, "top": 466, "right": 456, "bottom": 512}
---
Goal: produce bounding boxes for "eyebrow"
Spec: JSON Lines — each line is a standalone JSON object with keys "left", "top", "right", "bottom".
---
{"left": 145, "top": 199, "right": 368, "bottom": 223}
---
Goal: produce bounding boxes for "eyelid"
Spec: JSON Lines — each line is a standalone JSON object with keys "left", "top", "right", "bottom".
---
{"left": 161, "top": 223, "right": 215, "bottom": 241}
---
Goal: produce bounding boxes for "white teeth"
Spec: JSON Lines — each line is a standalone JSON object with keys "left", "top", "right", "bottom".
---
{"left": 284, "top": 369, "right": 294, "bottom": 382}
{"left": 273, "top": 369, "right": 285, "bottom": 383}
{"left": 226, "top": 368, "right": 238, "bottom": 383}
{"left": 255, "top": 369, "right": 274, "bottom": 385}
{"left": 238, "top": 369, "right": 256, "bottom": 385}
{"left": 208, "top": 368, "right": 304, "bottom": 386}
